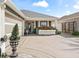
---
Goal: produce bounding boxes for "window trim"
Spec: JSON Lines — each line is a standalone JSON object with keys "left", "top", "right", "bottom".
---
{"left": 40, "top": 21, "right": 48, "bottom": 27}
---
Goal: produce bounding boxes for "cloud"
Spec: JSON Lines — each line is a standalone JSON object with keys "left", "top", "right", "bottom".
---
{"left": 73, "top": 2, "right": 79, "bottom": 9}
{"left": 32, "top": 0, "right": 49, "bottom": 8}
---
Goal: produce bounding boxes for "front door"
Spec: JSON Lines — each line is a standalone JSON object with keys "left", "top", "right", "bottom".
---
{"left": 28, "top": 22, "right": 34, "bottom": 34}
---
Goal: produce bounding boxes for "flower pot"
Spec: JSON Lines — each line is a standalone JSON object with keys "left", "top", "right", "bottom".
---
{"left": 10, "top": 40, "right": 19, "bottom": 58}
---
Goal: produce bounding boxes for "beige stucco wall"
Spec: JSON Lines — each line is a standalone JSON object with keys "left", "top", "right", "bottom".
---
{"left": 50, "top": 19, "right": 60, "bottom": 30}
{"left": 76, "top": 19, "right": 79, "bottom": 32}
{"left": 56, "top": 20, "right": 62, "bottom": 31}
{"left": 51, "top": 21, "right": 56, "bottom": 28}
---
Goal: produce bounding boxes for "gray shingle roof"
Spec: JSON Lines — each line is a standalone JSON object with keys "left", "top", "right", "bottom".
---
{"left": 21, "top": 10, "right": 58, "bottom": 21}
{"left": 60, "top": 12, "right": 79, "bottom": 20}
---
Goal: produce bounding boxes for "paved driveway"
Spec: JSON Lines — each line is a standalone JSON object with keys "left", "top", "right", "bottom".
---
{"left": 6, "top": 34, "right": 79, "bottom": 58}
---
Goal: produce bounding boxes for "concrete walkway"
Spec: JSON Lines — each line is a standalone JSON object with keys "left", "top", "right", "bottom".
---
{"left": 6, "top": 34, "right": 79, "bottom": 58}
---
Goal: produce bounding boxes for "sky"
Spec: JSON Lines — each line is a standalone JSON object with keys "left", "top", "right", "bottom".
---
{"left": 12, "top": 0, "right": 79, "bottom": 17}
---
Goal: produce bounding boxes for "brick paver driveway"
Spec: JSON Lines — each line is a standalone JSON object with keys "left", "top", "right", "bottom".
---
{"left": 6, "top": 34, "right": 79, "bottom": 58}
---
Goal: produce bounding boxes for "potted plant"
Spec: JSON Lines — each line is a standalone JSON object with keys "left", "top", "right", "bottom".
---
{"left": 0, "top": 35, "right": 7, "bottom": 58}
{"left": 9, "top": 24, "right": 20, "bottom": 58}
{"left": 0, "top": 53, "right": 7, "bottom": 58}
{"left": 1, "top": 35, "right": 7, "bottom": 42}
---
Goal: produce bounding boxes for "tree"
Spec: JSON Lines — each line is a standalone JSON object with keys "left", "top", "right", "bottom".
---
{"left": 10, "top": 24, "right": 20, "bottom": 41}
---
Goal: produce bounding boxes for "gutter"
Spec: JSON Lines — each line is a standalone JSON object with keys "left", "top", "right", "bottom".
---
{"left": 4, "top": 0, "right": 26, "bottom": 20}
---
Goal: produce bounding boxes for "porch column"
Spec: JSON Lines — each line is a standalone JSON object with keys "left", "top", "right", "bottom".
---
{"left": 0, "top": 4, "right": 5, "bottom": 38}
{"left": 22, "top": 20, "right": 25, "bottom": 36}
{"left": 38, "top": 21, "right": 40, "bottom": 27}
{"left": 34, "top": 21, "right": 36, "bottom": 28}
{"left": 31, "top": 22, "right": 34, "bottom": 33}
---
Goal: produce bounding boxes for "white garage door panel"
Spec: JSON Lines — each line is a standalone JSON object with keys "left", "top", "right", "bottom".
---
{"left": 5, "top": 17, "right": 22, "bottom": 26}
{"left": 5, "top": 24, "right": 14, "bottom": 34}
{"left": 5, "top": 17, "right": 23, "bottom": 36}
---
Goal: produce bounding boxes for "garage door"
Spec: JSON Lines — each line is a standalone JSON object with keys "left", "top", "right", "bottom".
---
{"left": 5, "top": 16, "right": 23, "bottom": 36}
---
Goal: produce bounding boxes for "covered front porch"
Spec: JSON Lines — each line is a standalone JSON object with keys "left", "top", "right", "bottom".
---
{"left": 24, "top": 20, "right": 56, "bottom": 35}
{"left": 21, "top": 10, "right": 58, "bottom": 35}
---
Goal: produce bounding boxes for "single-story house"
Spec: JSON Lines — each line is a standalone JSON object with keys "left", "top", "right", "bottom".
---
{"left": 57, "top": 12, "right": 79, "bottom": 33}
{"left": 0, "top": 0, "right": 57, "bottom": 54}
{"left": 21, "top": 10, "right": 58, "bottom": 35}
{"left": 0, "top": 0, "right": 58, "bottom": 38}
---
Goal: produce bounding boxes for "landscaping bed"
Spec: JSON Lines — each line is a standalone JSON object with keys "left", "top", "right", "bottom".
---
{"left": 36, "top": 26, "right": 56, "bottom": 35}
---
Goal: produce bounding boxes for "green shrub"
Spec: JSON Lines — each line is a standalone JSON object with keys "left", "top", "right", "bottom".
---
{"left": 10, "top": 24, "right": 20, "bottom": 41}
{"left": 56, "top": 29, "right": 61, "bottom": 34}
{"left": 0, "top": 53, "right": 7, "bottom": 58}
{"left": 72, "top": 31, "right": 79, "bottom": 36}
{"left": 57, "top": 31, "right": 61, "bottom": 34}
{"left": 33, "top": 28, "right": 36, "bottom": 34}
{"left": 56, "top": 31, "right": 61, "bottom": 34}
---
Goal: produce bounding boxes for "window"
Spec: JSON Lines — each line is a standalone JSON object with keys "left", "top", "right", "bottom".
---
{"left": 40, "top": 21, "right": 48, "bottom": 26}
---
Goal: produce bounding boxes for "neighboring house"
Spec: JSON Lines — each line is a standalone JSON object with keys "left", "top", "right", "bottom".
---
{"left": 21, "top": 10, "right": 58, "bottom": 34}
{"left": 58, "top": 12, "right": 79, "bottom": 33}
